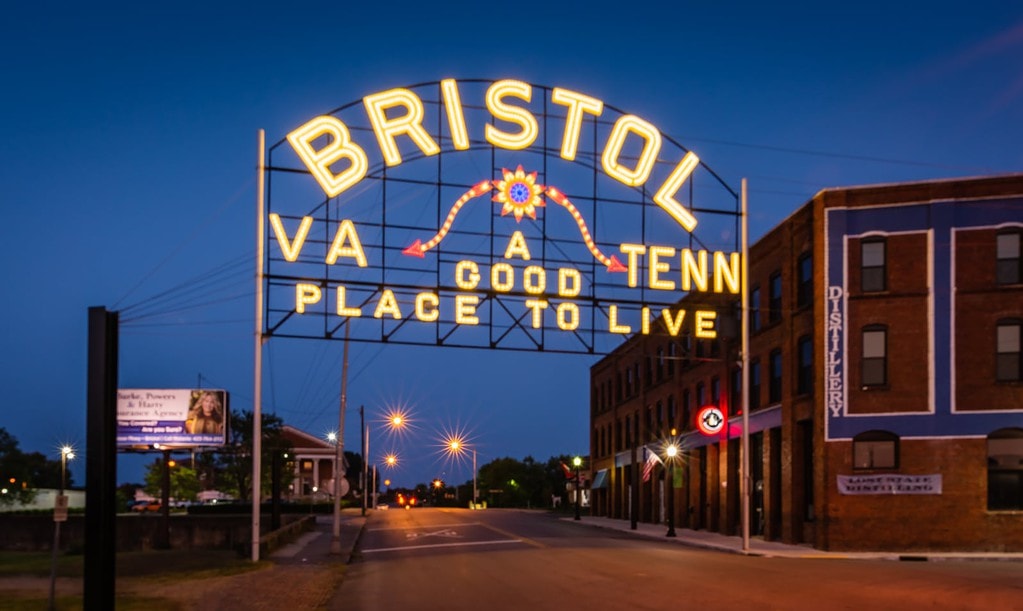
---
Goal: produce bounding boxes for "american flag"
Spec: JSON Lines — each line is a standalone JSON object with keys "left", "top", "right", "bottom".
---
{"left": 642, "top": 449, "right": 662, "bottom": 482}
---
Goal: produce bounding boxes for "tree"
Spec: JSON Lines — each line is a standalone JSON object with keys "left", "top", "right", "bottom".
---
{"left": 117, "top": 482, "right": 143, "bottom": 510}
{"left": 475, "top": 454, "right": 579, "bottom": 509}
{"left": 143, "top": 459, "right": 201, "bottom": 502}
{"left": 215, "top": 410, "right": 292, "bottom": 502}
{"left": 478, "top": 456, "right": 544, "bottom": 508}
{"left": 0, "top": 427, "right": 68, "bottom": 506}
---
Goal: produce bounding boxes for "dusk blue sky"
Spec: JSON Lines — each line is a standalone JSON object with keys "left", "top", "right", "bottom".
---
{"left": 3, "top": 3, "right": 1022, "bottom": 490}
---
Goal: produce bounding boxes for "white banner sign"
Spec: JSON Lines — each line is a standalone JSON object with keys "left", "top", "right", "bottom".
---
{"left": 837, "top": 474, "right": 942, "bottom": 495}
{"left": 117, "top": 388, "right": 228, "bottom": 447}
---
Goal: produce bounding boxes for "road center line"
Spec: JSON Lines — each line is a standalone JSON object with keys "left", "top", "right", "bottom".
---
{"left": 362, "top": 539, "right": 524, "bottom": 554}
{"left": 478, "top": 522, "right": 546, "bottom": 548}
{"left": 368, "top": 522, "right": 480, "bottom": 532}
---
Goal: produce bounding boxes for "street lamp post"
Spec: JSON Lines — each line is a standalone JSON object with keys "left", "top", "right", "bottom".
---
{"left": 572, "top": 456, "right": 582, "bottom": 521}
{"left": 665, "top": 442, "right": 678, "bottom": 537}
{"left": 472, "top": 449, "right": 477, "bottom": 509}
{"left": 326, "top": 431, "right": 338, "bottom": 502}
{"left": 49, "top": 446, "right": 74, "bottom": 611}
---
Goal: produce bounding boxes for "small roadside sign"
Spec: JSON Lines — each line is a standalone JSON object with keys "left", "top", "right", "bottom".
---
{"left": 695, "top": 405, "right": 726, "bottom": 436}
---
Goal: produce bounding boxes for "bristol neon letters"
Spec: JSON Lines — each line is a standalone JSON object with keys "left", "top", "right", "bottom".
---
{"left": 287, "top": 79, "right": 700, "bottom": 232}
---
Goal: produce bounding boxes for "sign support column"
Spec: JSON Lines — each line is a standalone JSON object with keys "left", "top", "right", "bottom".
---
{"left": 252, "top": 129, "right": 265, "bottom": 562}
{"left": 740, "top": 178, "right": 751, "bottom": 553}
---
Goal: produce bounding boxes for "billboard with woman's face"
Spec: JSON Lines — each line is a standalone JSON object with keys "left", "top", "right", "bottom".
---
{"left": 116, "top": 389, "right": 228, "bottom": 447}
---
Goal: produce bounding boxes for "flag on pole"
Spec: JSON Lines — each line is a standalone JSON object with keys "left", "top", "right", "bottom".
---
{"left": 560, "top": 461, "right": 574, "bottom": 479}
{"left": 642, "top": 448, "right": 662, "bottom": 482}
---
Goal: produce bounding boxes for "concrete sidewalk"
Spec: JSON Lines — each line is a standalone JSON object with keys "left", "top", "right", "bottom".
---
{"left": 565, "top": 515, "right": 1023, "bottom": 561}
{"left": 270, "top": 510, "right": 366, "bottom": 564}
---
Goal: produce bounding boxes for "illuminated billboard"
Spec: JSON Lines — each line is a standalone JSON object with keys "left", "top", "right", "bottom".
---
{"left": 117, "top": 389, "right": 228, "bottom": 447}
{"left": 264, "top": 79, "right": 741, "bottom": 354}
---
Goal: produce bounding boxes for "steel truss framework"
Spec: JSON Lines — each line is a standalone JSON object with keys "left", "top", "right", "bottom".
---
{"left": 264, "top": 80, "right": 741, "bottom": 355}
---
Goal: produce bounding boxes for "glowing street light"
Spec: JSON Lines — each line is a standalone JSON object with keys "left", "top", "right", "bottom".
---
{"left": 665, "top": 434, "right": 679, "bottom": 538}
{"left": 60, "top": 446, "right": 74, "bottom": 491}
{"left": 324, "top": 432, "right": 339, "bottom": 500}
{"left": 572, "top": 456, "right": 582, "bottom": 520}
{"left": 443, "top": 435, "right": 476, "bottom": 506}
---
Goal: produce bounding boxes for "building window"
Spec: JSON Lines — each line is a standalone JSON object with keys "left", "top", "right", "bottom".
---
{"left": 750, "top": 359, "right": 761, "bottom": 411}
{"left": 668, "top": 342, "right": 677, "bottom": 376}
{"left": 711, "top": 377, "right": 721, "bottom": 407}
{"left": 730, "top": 367, "right": 741, "bottom": 416}
{"left": 988, "top": 428, "right": 1023, "bottom": 510}
{"left": 696, "top": 382, "right": 705, "bottom": 407}
{"left": 797, "top": 253, "right": 813, "bottom": 309}
{"left": 997, "top": 231, "right": 1021, "bottom": 285}
{"left": 997, "top": 320, "right": 1021, "bottom": 382}
{"left": 797, "top": 335, "right": 813, "bottom": 395}
{"left": 769, "top": 272, "right": 782, "bottom": 322}
{"left": 750, "top": 285, "right": 761, "bottom": 333}
{"left": 861, "top": 238, "right": 886, "bottom": 292}
{"left": 644, "top": 356, "right": 653, "bottom": 387}
{"left": 853, "top": 430, "right": 899, "bottom": 469}
{"left": 769, "top": 349, "right": 782, "bottom": 403}
{"left": 862, "top": 326, "right": 887, "bottom": 387}
{"left": 656, "top": 347, "right": 665, "bottom": 381}
{"left": 667, "top": 395, "right": 676, "bottom": 430}
{"left": 682, "top": 389, "right": 691, "bottom": 431}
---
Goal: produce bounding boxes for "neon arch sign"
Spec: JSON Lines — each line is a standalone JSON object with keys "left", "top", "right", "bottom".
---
{"left": 263, "top": 79, "right": 742, "bottom": 354}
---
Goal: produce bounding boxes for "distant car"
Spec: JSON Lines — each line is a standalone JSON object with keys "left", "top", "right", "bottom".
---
{"left": 131, "top": 501, "right": 161, "bottom": 513}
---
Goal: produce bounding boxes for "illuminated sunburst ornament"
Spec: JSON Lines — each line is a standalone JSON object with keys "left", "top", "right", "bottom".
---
{"left": 492, "top": 165, "right": 545, "bottom": 222}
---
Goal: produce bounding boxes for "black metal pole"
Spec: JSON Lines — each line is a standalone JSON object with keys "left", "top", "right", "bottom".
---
{"left": 271, "top": 450, "right": 281, "bottom": 531}
{"left": 85, "top": 307, "right": 117, "bottom": 609}
{"left": 630, "top": 443, "right": 638, "bottom": 530}
{"left": 574, "top": 465, "right": 581, "bottom": 520}
{"left": 666, "top": 459, "right": 676, "bottom": 537}
{"left": 158, "top": 450, "right": 171, "bottom": 549}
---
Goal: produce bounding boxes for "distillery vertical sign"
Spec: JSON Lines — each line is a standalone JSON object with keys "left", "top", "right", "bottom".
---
{"left": 826, "top": 286, "right": 844, "bottom": 416}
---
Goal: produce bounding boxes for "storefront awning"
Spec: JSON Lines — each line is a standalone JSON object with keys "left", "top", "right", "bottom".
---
{"left": 591, "top": 469, "right": 609, "bottom": 489}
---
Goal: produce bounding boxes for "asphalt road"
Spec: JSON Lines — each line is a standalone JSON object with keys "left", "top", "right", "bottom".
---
{"left": 331, "top": 508, "right": 1023, "bottom": 611}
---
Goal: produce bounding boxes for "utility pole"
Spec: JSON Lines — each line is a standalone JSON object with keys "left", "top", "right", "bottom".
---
{"left": 361, "top": 406, "right": 367, "bottom": 517}
{"left": 330, "top": 323, "right": 350, "bottom": 555}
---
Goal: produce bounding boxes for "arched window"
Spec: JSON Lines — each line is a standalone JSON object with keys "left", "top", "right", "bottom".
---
{"left": 797, "top": 252, "right": 813, "bottom": 309}
{"left": 861, "top": 238, "right": 886, "bottom": 292}
{"left": 853, "top": 430, "right": 898, "bottom": 470}
{"left": 988, "top": 428, "right": 1023, "bottom": 510}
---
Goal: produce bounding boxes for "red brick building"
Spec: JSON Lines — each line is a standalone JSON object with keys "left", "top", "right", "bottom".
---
{"left": 589, "top": 174, "right": 1023, "bottom": 552}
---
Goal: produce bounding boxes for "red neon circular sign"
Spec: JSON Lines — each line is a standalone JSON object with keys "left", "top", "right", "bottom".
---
{"left": 695, "top": 405, "right": 726, "bottom": 436}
